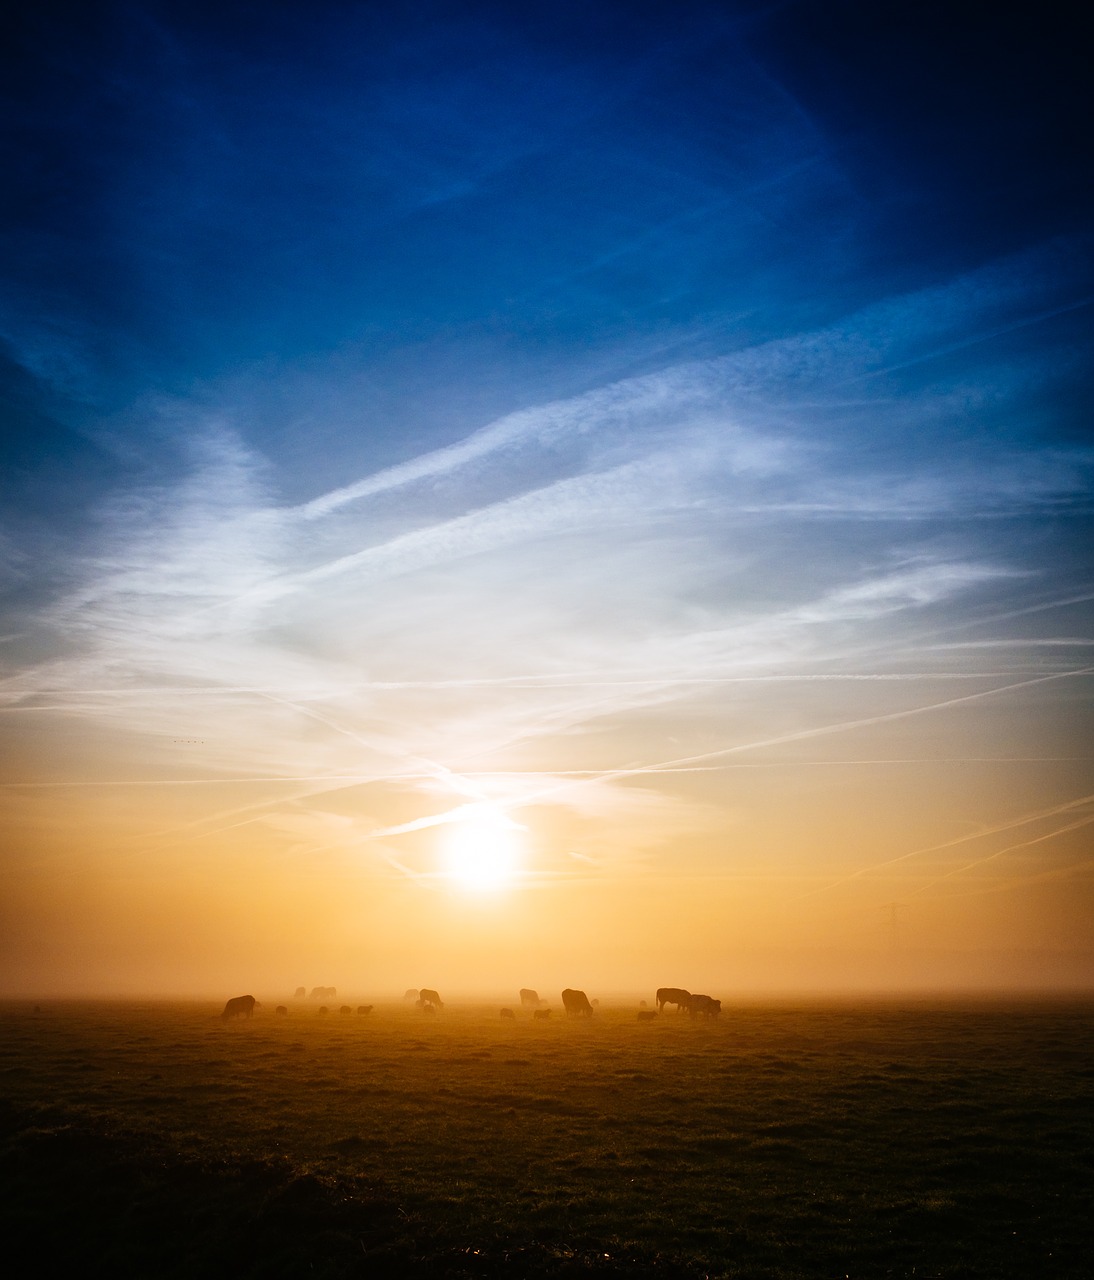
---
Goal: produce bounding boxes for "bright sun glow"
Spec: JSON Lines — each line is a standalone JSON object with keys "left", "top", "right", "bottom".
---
{"left": 441, "top": 812, "right": 523, "bottom": 892}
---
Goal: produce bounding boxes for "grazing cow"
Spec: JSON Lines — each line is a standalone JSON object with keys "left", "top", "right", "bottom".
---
{"left": 533, "top": 1008, "right": 551, "bottom": 1020}
{"left": 339, "top": 1005, "right": 352, "bottom": 1015}
{"left": 310, "top": 986, "right": 337, "bottom": 1000}
{"left": 357, "top": 1005, "right": 373, "bottom": 1015}
{"left": 403, "top": 989, "right": 419, "bottom": 1002}
{"left": 221, "top": 994, "right": 257, "bottom": 1019}
{"left": 656, "top": 987, "right": 691, "bottom": 1014}
{"left": 519, "top": 988, "right": 541, "bottom": 1009}
{"left": 318, "top": 1006, "right": 329, "bottom": 1015}
{"left": 637, "top": 1010, "right": 657, "bottom": 1021}
{"left": 687, "top": 994, "right": 721, "bottom": 1018}
{"left": 561, "top": 988, "right": 594, "bottom": 1017}
{"left": 418, "top": 988, "right": 443, "bottom": 1011}
{"left": 294, "top": 987, "right": 306, "bottom": 999}
{"left": 500, "top": 1008, "right": 516, "bottom": 1020}
{"left": 275, "top": 1005, "right": 288, "bottom": 1016}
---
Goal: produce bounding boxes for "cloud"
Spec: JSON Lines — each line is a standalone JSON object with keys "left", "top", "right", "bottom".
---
{"left": 2, "top": 241, "right": 1091, "bottom": 881}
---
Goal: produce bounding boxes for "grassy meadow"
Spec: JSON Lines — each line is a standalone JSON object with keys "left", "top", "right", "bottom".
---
{"left": 2, "top": 996, "right": 1092, "bottom": 1277}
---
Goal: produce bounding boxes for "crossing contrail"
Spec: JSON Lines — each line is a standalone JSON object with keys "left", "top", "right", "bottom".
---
{"left": 904, "top": 811, "right": 1094, "bottom": 898}
{"left": 802, "top": 791, "right": 1094, "bottom": 898}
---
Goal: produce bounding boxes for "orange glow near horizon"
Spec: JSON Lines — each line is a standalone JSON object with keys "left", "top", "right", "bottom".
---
{"left": 2, "top": 658, "right": 1093, "bottom": 1000}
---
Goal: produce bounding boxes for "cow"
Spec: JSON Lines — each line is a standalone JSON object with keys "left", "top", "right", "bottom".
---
{"left": 318, "top": 1006, "right": 329, "bottom": 1015}
{"left": 294, "top": 987, "right": 306, "bottom": 999}
{"left": 310, "top": 986, "right": 336, "bottom": 1000}
{"left": 339, "top": 1005, "right": 352, "bottom": 1015}
{"left": 637, "top": 1010, "right": 657, "bottom": 1021}
{"left": 221, "top": 994, "right": 257, "bottom": 1019}
{"left": 357, "top": 1005, "right": 373, "bottom": 1015}
{"left": 403, "top": 989, "right": 419, "bottom": 1002}
{"left": 275, "top": 1005, "right": 288, "bottom": 1015}
{"left": 562, "top": 988, "right": 594, "bottom": 1017}
{"left": 656, "top": 987, "right": 691, "bottom": 1014}
{"left": 533, "top": 1008, "right": 551, "bottom": 1020}
{"left": 687, "top": 994, "right": 721, "bottom": 1018}
{"left": 500, "top": 1008, "right": 516, "bottom": 1020}
{"left": 519, "top": 988, "right": 541, "bottom": 1009}
{"left": 418, "top": 988, "right": 443, "bottom": 1011}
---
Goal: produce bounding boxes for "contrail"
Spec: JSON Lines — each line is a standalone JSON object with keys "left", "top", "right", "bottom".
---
{"left": 912, "top": 588, "right": 1094, "bottom": 641}
{"left": 0, "top": 773, "right": 438, "bottom": 789}
{"left": 368, "top": 802, "right": 527, "bottom": 840}
{"left": 849, "top": 293, "right": 1094, "bottom": 383}
{"left": 7, "top": 755, "right": 1089, "bottom": 791}
{"left": 948, "top": 855, "right": 1094, "bottom": 899}
{"left": 0, "top": 669, "right": 1069, "bottom": 703}
{"left": 802, "top": 790, "right": 1094, "bottom": 898}
{"left": 904, "top": 811, "right": 1094, "bottom": 898}
{"left": 373, "top": 665, "right": 1094, "bottom": 842}
{"left": 22, "top": 664, "right": 1089, "bottom": 860}
{"left": 253, "top": 690, "right": 493, "bottom": 802}
{"left": 527, "top": 665, "right": 1094, "bottom": 798}
{"left": 126, "top": 691, "right": 483, "bottom": 849}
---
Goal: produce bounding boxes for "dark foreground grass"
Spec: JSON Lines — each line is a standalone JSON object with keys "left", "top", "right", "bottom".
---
{"left": 1, "top": 999, "right": 1092, "bottom": 1277}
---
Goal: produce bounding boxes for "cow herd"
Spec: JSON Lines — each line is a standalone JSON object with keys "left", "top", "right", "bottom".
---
{"left": 655, "top": 986, "right": 721, "bottom": 1017}
{"left": 222, "top": 984, "right": 721, "bottom": 1021}
{"left": 498, "top": 987, "right": 719, "bottom": 1020}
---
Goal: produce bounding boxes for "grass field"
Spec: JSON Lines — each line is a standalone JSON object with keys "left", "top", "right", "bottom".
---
{"left": 2, "top": 997, "right": 1092, "bottom": 1277}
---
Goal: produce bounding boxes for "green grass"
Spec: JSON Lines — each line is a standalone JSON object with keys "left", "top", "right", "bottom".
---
{"left": 2, "top": 999, "right": 1092, "bottom": 1276}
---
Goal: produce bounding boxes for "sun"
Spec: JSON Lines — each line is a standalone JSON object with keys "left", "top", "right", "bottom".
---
{"left": 440, "top": 811, "right": 523, "bottom": 892}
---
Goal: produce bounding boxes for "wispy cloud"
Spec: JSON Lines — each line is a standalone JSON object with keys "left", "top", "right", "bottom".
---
{"left": 2, "top": 241, "right": 1091, "bottom": 892}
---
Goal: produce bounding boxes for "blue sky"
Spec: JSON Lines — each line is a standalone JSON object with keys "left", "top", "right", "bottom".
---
{"left": 2, "top": 2, "right": 1092, "bottom": 994}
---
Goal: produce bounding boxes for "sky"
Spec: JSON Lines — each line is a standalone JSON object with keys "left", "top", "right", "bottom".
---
{"left": 2, "top": 1, "right": 1092, "bottom": 998}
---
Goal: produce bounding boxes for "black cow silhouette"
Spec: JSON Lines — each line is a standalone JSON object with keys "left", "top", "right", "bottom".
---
{"left": 562, "top": 988, "right": 594, "bottom": 1017}
{"left": 310, "top": 986, "right": 336, "bottom": 1000}
{"left": 221, "top": 994, "right": 257, "bottom": 1019}
{"left": 318, "top": 1006, "right": 329, "bottom": 1015}
{"left": 656, "top": 987, "right": 690, "bottom": 1013}
{"left": 294, "top": 987, "right": 306, "bottom": 999}
{"left": 519, "top": 988, "right": 541, "bottom": 1009}
{"left": 275, "top": 1005, "right": 288, "bottom": 1015}
{"left": 687, "top": 994, "right": 721, "bottom": 1017}
{"left": 357, "top": 1005, "right": 373, "bottom": 1015}
{"left": 339, "top": 1005, "right": 352, "bottom": 1015}
{"left": 418, "top": 988, "right": 443, "bottom": 1011}
{"left": 533, "top": 1008, "right": 551, "bottom": 1020}
{"left": 404, "top": 988, "right": 419, "bottom": 1001}
{"left": 500, "top": 1008, "right": 516, "bottom": 1020}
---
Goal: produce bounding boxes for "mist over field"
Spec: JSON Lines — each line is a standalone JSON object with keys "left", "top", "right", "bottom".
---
{"left": 8, "top": 951, "right": 1094, "bottom": 1006}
